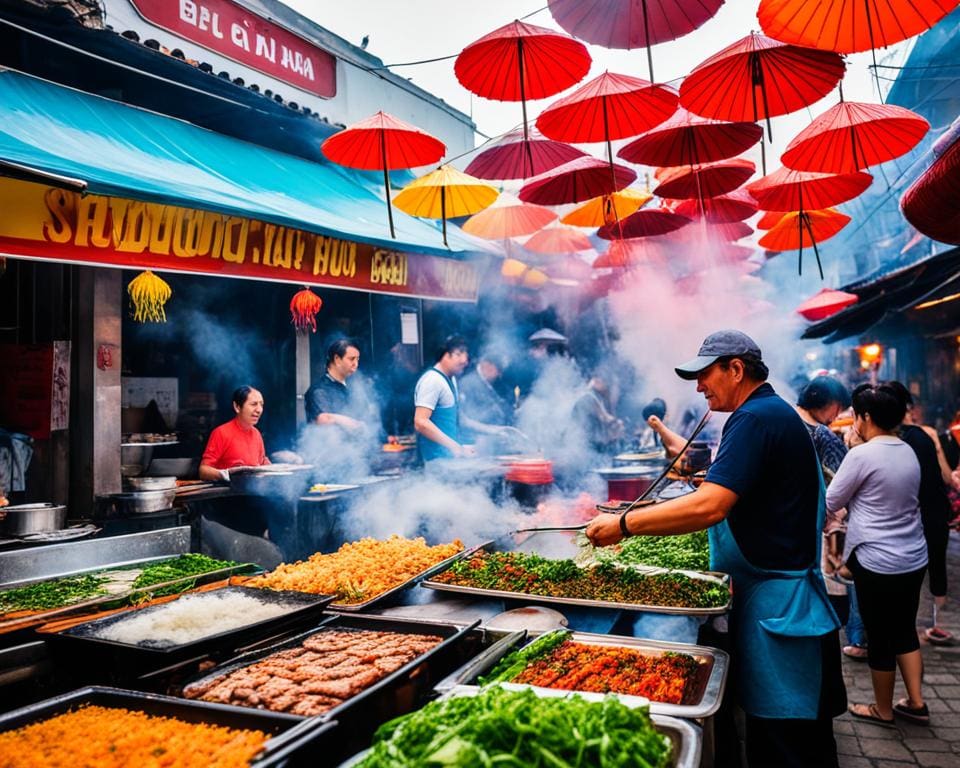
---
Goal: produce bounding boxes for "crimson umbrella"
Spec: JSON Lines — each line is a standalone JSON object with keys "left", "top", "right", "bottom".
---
{"left": 679, "top": 32, "right": 845, "bottom": 173}
{"left": 321, "top": 111, "right": 446, "bottom": 238}
{"left": 653, "top": 158, "right": 756, "bottom": 200}
{"left": 519, "top": 156, "right": 637, "bottom": 205}
{"left": 746, "top": 167, "right": 873, "bottom": 211}
{"left": 547, "top": 0, "right": 724, "bottom": 81}
{"left": 674, "top": 189, "right": 757, "bottom": 222}
{"left": 455, "top": 20, "right": 590, "bottom": 144}
{"left": 795, "top": 287, "right": 859, "bottom": 321}
{"left": 618, "top": 108, "right": 762, "bottom": 167}
{"left": 465, "top": 127, "right": 585, "bottom": 180}
{"left": 597, "top": 207, "right": 691, "bottom": 240}
{"left": 781, "top": 100, "right": 929, "bottom": 174}
{"left": 900, "top": 120, "right": 960, "bottom": 245}
{"left": 525, "top": 226, "right": 594, "bottom": 254}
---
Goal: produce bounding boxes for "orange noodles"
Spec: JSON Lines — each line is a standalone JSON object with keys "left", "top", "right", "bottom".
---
{"left": 0, "top": 704, "right": 269, "bottom": 768}
{"left": 246, "top": 535, "right": 464, "bottom": 604}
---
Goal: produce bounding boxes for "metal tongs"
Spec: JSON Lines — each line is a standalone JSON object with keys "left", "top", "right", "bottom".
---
{"left": 515, "top": 409, "right": 713, "bottom": 534}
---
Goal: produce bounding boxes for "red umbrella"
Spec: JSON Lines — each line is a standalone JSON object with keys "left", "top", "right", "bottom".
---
{"left": 462, "top": 194, "right": 558, "bottom": 239}
{"left": 321, "top": 111, "right": 446, "bottom": 238}
{"left": 747, "top": 167, "right": 873, "bottom": 211}
{"left": 757, "top": 210, "right": 786, "bottom": 229}
{"left": 519, "top": 156, "right": 637, "bottom": 205}
{"left": 654, "top": 158, "right": 756, "bottom": 200}
{"left": 796, "top": 287, "right": 860, "bottom": 321}
{"left": 674, "top": 189, "right": 757, "bottom": 222}
{"left": 597, "top": 207, "right": 691, "bottom": 240}
{"left": 679, "top": 32, "right": 845, "bottom": 173}
{"left": 525, "top": 226, "right": 594, "bottom": 254}
{"left": 455, "top": 20, "right": 590, "bottom": 143}
{"left": 618, "top": 108, "right": 762, "bottom": 167}
{"left": 781, "top": 100, "right": 929, "bottom": 174}
{"left": 900, "top": 120, "right": 960, "bottom": 245}
{"left": 465, "top": 127, "right": 586, "bottom": 180}
{"left": 664, "top": 219, "right": 754, "bottom": 243}
{"left": 547, "top": 0, "right": 724, "bottom": 80}
{"left": 593, "top": 238, "right": 669, "bottom": 268}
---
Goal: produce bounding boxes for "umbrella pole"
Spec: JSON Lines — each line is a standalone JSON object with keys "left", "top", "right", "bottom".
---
{"left": 641, "top": 0, "right": 654, "bottom": 81}
{"left": 380, "top": 132, "right": 396, "bottom": 239}
{"left": 441, "top": 186, "right": 448, "bottom": 247}
{"left": 518, "top": 38, "right": 530, "bottom": 144}
{"left": 863, "top": 0, "right": 884, "bottom": 103}
{"left": 602, "top": 97, "right": 625, "bottom": 242}
{"left": 750, "top": 60, "right": 767, "bottom": 176}
{"left": 803, "top": 213, "right": 825, "bottom": 280}
{"left": 798, "top": 187, "right": 804, "bottom": 276}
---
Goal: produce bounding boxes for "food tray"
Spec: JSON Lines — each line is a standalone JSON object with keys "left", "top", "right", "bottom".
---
{"left": 0, "top": 685, "right": 331, "bottom": 767}
{"left": 181, "top": 614, "right": 482, "bottom": 723}
{"left": 434, "top": 629, "right": 728, "bottom": 719}
{"left": 45, "top": 587, "right": 335, "bottom": 676}
{"left": 421, "top": 532, "right": 731, "bottom": 616}
{"left": 336, "top": 686, "right": 701, "bottom": 768}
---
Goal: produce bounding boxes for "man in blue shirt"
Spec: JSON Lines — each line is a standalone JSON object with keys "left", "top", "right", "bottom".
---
{"left": 587, "top": 329, "right": 845, "bottom": 768}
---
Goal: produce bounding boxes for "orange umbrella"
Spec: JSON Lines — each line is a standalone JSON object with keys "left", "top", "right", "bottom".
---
{"left": 525, "top": 226, "right": 594, "bottom": 254}
{"left": 561, "top": 187, "right": 652, "bottom": 227}
{"left": 781, "top": 100, "right": 929, "bottom": 174}
{"left": 322, "top": 111, "right": 446, "bottom": 238}
{"left": 393, "top": 165, "right": 498, "bottom": 246}
{"left": 758, "top": 208, "right": 851, "bottom": 278}
{"left": 757, "top": 210, "right": 786, "bottom": 229}
{"left": 796, "top": 287, "right": 860, "bottom": 321}
{"left": 462, "top": 194, "right": 557, "bottom": 239}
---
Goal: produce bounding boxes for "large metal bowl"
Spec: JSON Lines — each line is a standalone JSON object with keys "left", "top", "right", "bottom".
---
{"left": 123, "top": 476, "right": 177, "bottom": 492}
{"left": 109, "top": 490, "right": 177, "bottom": 515}
{"left": 0, "top": 503, "right": 68, "bottom": 535}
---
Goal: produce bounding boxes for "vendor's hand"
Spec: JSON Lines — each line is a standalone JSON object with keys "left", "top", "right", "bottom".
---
{"left": 585, "top": 513, "right": 625, "bottom": 548}
{"left": 647, "top": 415, "right": 663, "bottom": 431}
{"left": 461, "top": 444, "right": 477, "bottom": 457}
{"left": 219, "top": 469, "right": 230, "bottom": 482}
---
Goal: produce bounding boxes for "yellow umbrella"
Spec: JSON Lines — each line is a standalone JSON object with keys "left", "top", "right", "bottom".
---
{"left": 560, "top": 187, "right": 652, "bottom": 227}
{"left": 393, "top": 165, "right": 499, "bottom": 246}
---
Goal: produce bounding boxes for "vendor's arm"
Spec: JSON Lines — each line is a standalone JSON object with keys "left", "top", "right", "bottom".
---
{"left": 199, "top": 427, "right": 229, "bottom": 481}
{"left": 921, "top": 424, "right": 956, "bottom": 488}
{"left": 585, "top": 482, "right": 737, "bottom": 547}
{"left": 647, "top": 415, "right": 688, "bottom": 457}
{"left": 824, "top": 450, "right": 861, "bottom": 514}
{"left": 316, "top": 411, "right": 364, "bottom": 431}
{"left": 461, "top": 413, "right": 509, "bottom": 436}
{"left": 414, "top": 406, "right": 468, "bottom": 457}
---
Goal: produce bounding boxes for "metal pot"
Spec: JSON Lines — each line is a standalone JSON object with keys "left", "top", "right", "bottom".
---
{"left": 229, "top": 465, "right": 314, "bottom": 497}
{"left": 0, "top": 503, "right": 68, "bottom": 535}
{"left": 110, "top": 489, "right": 177, "bottom": 515}
{"left": 123, "top": 476, "right": 177, "bottom": 492}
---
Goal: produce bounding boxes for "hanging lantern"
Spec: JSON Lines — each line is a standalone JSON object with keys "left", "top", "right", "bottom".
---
{"left": 127, "top": 270, "right": 171, "bottom": 323}
{"left": 289, "top": 286, "right": 323, "bottom": 332}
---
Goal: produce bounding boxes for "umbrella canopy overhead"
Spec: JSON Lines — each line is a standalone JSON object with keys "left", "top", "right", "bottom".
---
{"left": 561, "top": 187, "right": 653, "bottom": 226}
{"left": 525, "top": 225, "right": 594, "bottom": 254}
{"left": 796, "top": 287, "right": 860, "bottom": 321}
{"left": 321, "top": 111, "right": 447, "bottom": 239}
{"left": 781, "top": 101, "right": 930, "bottom": 174}
{"left": 535, "top": 72, "right": 678, "bottom": 144}
{"left": 618, "top": 108, "right": 762, "bottom": 167}
{"left": 594, "top": 237, "right": 669, "bottom": 268}
{"left": 597, "top": 207, "right": 691, "bottom": 240}
{"left": 757, "top": 209, "right": 786, "bottom": 229}
{"left": 747, "top": 167, "right": 873, "bottom": 211}
{"left": 465, "top": 127, "right": 586, "bottom": 180}
{"left": 393, "top": 165, "right": 498, "bottom": 246}
{"left": 759, "top": 208, "right": 851, "bottom": 251}
{"left": 519, "top": 155, "right": 637, "bottom": 205}
{"left": 674, "top": 189, "right": 757, "bottom": 222}
{"left": 653, "top": 158, "right": 755, "bottom": 199}
{"left": 757, "top": 0, "right": 958, "bottom": 54}
{"left": 461, "top": 193, "right": 558, "bottom": 239}
{"left": 900, "top": 122, "right": 960, "bottom": 245}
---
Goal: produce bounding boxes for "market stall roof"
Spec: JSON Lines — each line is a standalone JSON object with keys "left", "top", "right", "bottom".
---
{"left": 800, "top": 245, "right": 960, "bottom": 341}
{"left": 0, "top": 70, "right": 494, "bottom": 259}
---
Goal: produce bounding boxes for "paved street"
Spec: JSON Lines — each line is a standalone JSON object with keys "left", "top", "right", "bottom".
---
{"left": 837, "top": 532, "right": 960, "bottom": 767}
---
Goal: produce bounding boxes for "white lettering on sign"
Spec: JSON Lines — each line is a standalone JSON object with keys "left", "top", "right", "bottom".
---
{"left": 230, "top": 21, "right": 250, "bottom": 51}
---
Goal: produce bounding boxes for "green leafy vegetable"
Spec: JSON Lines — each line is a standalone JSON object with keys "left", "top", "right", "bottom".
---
{"left": 583, "top": 530, "right": 710, "bottom": 572}
{"left": 0, "top": 574, "right": 109, "bottom": 614}
{"left": 481, "top": 630, "right": 571, "bottom": 685}
{"left": 131, "top": 554, "right": 240, "bottom": 589}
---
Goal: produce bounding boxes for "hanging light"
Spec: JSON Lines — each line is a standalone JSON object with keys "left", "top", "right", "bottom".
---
{"left": 127, "top": 270, "right": 171, "bottom": 323}
{"left": 289, "top": 286, "right": 323, "bottom": 332}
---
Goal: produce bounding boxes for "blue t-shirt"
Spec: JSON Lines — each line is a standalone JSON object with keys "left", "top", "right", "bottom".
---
{"left": 705, "top": 383, "right": 821, "bottom": 570}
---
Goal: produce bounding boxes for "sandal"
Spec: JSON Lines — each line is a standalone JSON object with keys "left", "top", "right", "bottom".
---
{"left": 848, "top": 702, "right": 895, "bottom": 727}
{"left": 893, "top": 699, "right": 930, "bottom": 725}
{"left": 842, "top": 644, "right": 868, "bottom": 660}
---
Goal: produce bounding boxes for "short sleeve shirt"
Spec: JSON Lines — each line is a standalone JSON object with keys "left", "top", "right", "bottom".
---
{"left": 414, "top": 368, "right": 458, "bottom": 411}
{"left": 201, "top": 419, "right": 267, "bottom": 469}
{"left": 804, "top": 422, "right": 848, "bottom": 474}
{"left": 705, "top": 383, "right": 821, "bottom": 570}
{"left": 304, "top": 373, "right": 350, "bottom": 423}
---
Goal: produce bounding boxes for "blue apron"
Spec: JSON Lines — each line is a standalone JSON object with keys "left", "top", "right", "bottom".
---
{"left": 417, "top": 368, "right": 460, "bottom": 462}
{"left": 709, "top": 473, "right": 839, "bottom": 719}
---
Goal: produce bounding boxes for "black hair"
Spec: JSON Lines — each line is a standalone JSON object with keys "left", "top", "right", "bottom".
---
{"left": 232, "top": 385, "right": 258, "bottom": 410}
{"left": 326, "top": 338, "right": 359, "bottom": 366}
{"left": 882, "top": 380, "right": 914, "bottom": 408}
{"left": 642, "top": 398, "right": 667, "bottom": 421}
{"left": 851, "top": 383, "right": 906, "bottom": 430}
{"left": 717, "top": 353, "right": 769, "bottom": 382}
{"left": 798, "top": 376, "right": 850, "bottom": 410}
{"left": 435, "top": 335, "right": 468, "bottom": 363}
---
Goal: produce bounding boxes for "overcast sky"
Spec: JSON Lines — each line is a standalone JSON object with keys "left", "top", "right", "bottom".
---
{"left": 285, "top": 0, "right": 894, "bottom": 164}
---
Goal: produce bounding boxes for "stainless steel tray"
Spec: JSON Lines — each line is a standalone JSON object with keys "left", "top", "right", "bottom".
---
{"left": 337, "top": 686, "right": 701, "bottom": 768}
{"left": 421, "top": 533, "right": 731, "bottom": 616}
{"left": 434, "top": 629, "right": 728, "bottom": 719}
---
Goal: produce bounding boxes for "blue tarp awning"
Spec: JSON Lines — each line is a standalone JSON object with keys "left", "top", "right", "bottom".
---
{"left": 0, "top": 70, "right": 494, "bottom": 258}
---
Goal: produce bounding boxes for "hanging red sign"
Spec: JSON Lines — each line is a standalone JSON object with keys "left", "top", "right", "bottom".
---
{"left": 128, "top": 0, "right": 337, "bottom": 98}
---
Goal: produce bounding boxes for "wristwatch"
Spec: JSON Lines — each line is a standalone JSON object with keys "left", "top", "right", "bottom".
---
{"left": 619, "top": 511, "right": 631, "bottom": 538}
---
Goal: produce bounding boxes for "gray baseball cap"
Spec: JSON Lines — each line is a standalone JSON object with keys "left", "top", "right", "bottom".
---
{"left": 675, "top": 330, "right": 762, "bottom": 380}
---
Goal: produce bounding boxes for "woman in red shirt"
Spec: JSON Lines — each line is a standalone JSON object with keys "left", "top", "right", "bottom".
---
{"left": 199, "top": 386, "right": 271, "bottom": 481}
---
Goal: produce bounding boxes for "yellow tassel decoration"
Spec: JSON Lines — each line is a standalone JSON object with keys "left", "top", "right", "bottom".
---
{"left": 127, "top": 270, "right": 172, "bottom": 323}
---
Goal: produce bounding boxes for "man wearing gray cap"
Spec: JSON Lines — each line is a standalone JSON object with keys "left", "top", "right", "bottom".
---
{"left": 587, "top": 329, "right": 845, "bottom": 768}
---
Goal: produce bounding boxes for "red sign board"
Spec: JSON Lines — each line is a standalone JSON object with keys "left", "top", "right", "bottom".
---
{"left": 129, "top": 0, "right": 337, "bottom": 98}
